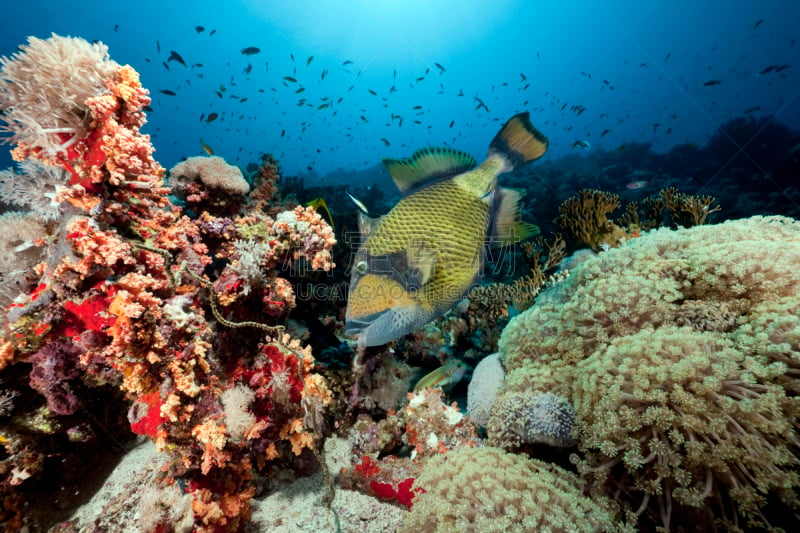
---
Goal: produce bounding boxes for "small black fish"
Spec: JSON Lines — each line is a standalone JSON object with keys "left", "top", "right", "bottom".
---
{"left": 449, "top": 120, "right": 455, "bottom": 128}
{"left": 474, "top": 96, "right": 489, "bottom": 112}
{"left": 520, "top": 73, "right": 527, "bottom": 82}
{"left": 754, "top": 19, "right": 763, "bottom": 29}
{"left": 703, "top": 80, "right": 721, "bottom": 86}
{"left": 321, "top": 68, "right": 328, "bottom": 80}
{"left": 241, "top": 46, "right": 260, "bottom": 55}
{"left": 281, "top": 129, "right": 286, "bottom": 137}
{"left": 412, "top": 105, "right": 423, "bottom": 110}
{"left": 168, "top": 51, "right": 187, "bottom": 67}
{"left": 244, "top": 63, "right": 252, "bottom": 75}
{"left": 159, "top": 89, "right": 177, "bottom": 96}
{"left": 114, "top": 24, "right": 119, "bottom": 32}
{"left": 162, "top": 61, "right": 170, "bottom": 71}
{"left": 600, "top": 129, "right": 610, "bottom": 137}
{"left": 307, "top": 55, "right": 314, "bottom": 66}
{"left": 664, "top": 53, "right": 671, "bottom": 62}
{"left": 206, "top": 113, "right": 218, "bottom": 123}
{"left": 283, "top": 76, "right": 298, "bottom": 83}
{"left": 435, "top": 62, "right": 446, "bottom": 74}
{"left": 295, "top": 87, "right": 305, "bottom": 94}
{"left": 143, "top": 105, "right": 153, "bottom": 112}
{"left": 380, "top": 138, "right": 390, "bottom": 146}
{"left": 209, "top": 29, "right": 216, "bottom": 36}
{"left": 196, "top": 26, "right": 205, "bottom": 33}
{"left": 342, "top": 60, "right": 353, "bottom": 66}
{"left": 368, "top": 89, "right": 377, "bottom": 95}
{"left": 156, "top": 40, "right": 161, "bottom": 53}
{"left": 360, "top": 115, "right": 368, "bottom": 122}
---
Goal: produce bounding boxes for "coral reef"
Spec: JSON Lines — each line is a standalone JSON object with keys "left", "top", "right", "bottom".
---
{"left": 402, "top": 445, "right": 630, "bottom": 532}
{"left": 338, "top": 388, "right": 478, "bottom": 510}
{"left": 168, "top": 155, "right": 250, "bottom": 216}
{"left": 0, "top": 34, "right": 337, "bottom": 531}
{"left": 556, "top": 187, "right": 721, "bottom": 252}
{"left": 495, "top": 215, "right": 800, "bottom": 529}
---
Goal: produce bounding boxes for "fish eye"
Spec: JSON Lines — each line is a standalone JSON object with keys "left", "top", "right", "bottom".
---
{"left": 355, "top": 260, "right": 368, "bottom": 274}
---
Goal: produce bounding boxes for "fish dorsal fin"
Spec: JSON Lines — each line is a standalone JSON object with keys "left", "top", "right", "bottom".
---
{"left": 490, "top": 187, "right": 540, "bottom": 245}
{"left": 383, "top": 147, "right": 477, "bottom": 194}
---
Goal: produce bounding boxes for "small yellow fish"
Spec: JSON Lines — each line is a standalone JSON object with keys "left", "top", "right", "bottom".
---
{"left": 199, "top": 139, "right": 214, "bottom": 156}
{"left": 413, "top": 360, "right": 468, "bottom": 392}
{"left": 345, "top": 112, "right": 548, "bottom": 347}
{"left": 306, "top": 197, "right": 335, "bottom": 232}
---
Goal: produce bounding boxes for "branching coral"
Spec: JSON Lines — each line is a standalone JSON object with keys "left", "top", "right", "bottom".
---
{"left": 402, "top": 446, "right": 629, "bottom": 532}
{"left": 555, "top": 188, "right": 632, "bottom": 251}
{"left": 496, "top": 215, "right": 800, "bottom": 530}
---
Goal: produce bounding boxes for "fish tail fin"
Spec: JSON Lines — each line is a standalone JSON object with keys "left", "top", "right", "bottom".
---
{"left": 489, "top": 112, "right": 548, "bottom": 170}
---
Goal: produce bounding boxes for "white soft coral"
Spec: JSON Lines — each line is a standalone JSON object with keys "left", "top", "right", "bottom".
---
{"left": 0, "top": 33, "right": 119, "bottom": 157}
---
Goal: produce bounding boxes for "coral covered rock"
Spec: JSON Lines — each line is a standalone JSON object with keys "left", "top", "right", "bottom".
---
{"left": 487, "top": 391, "right": 576, "bottom": 448}
{"left": 495, "top": 215, "right": 800, "bottom": 529}
{"left": 401, "top": 446, "right": 628, "bottom": 532}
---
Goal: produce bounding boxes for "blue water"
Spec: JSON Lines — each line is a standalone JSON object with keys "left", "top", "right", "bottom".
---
{"left": 2, "top": 0, "right": 798, "bottom": 186}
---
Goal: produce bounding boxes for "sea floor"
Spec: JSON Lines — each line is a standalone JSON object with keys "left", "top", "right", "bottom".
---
{"left": 48, "top": 436, "right": 405, "bottom": 533}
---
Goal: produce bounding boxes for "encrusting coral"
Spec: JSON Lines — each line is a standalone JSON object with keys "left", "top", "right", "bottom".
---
{"left": 495, "top": 215, "right": 800, "bottom": 530}
{"left": 0, "top": 34, "right": 337, "bottom": 531}
{"left": 401, "top": 445, "right": 630, "bottom": 532}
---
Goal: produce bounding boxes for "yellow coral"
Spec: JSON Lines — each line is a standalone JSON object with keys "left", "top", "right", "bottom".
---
{"left": 402, "top": 446, "right": 628, "bottom": 532}
{"left": 497, "top": 215, "right": 800, "bottom": 529}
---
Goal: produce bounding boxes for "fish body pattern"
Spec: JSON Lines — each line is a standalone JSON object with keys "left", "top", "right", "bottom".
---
{"left": 346, "top": 112, "right": 548, "bottom": 347}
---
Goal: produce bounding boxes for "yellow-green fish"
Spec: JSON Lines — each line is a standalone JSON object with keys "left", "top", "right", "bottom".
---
{"left": 199, "top": 138, "right": 214, "bottom": 156}
{"left": 345, "top": 112, "right": 548, "bottom": 347}
{"left": 413, "top": 360, "right": 468, "bottom": 392}
{"left": 305, "top": 197, "right": 335, "bottom": 232}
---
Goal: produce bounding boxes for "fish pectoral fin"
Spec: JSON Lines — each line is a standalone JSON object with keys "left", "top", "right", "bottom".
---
{"left": 358, "top": 211, "right": 383, "bottom": 238}
{"left": 383, "top": 146, "right": 477, "bottom": 194}
{"left": 491, "top": 187, "right": 540, "bottom": 245}
{"left": 406, "top": 241, "right": 437, "bottom": 287}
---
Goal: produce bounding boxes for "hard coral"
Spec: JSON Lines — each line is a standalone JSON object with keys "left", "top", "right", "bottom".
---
{"left": 497, "top": 215, "right": 800, "bottom": 530}
{"left": 556, "top": 188, "right": 632, "bottom": 251}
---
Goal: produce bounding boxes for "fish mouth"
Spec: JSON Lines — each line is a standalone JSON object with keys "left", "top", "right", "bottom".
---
{"left": 345, "top": 308, "right": 409, "bottom": 348}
